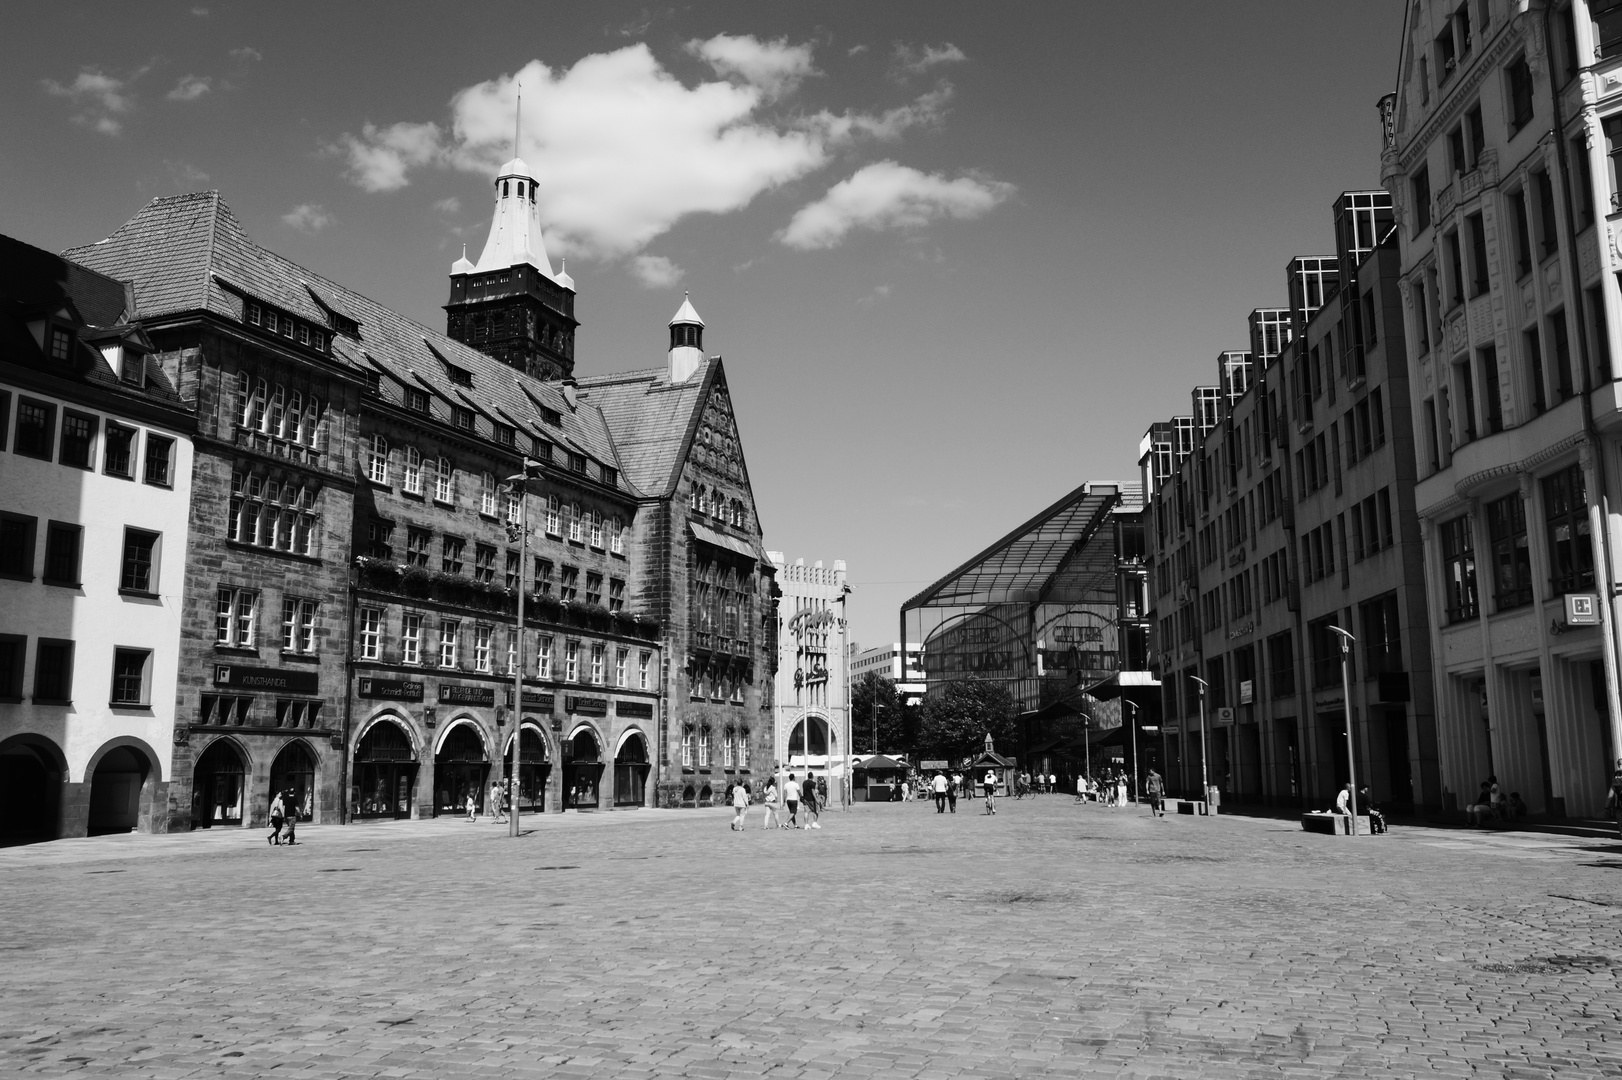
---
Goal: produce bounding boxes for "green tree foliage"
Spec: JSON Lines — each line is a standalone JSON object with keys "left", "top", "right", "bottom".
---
{"left": 917, "top": 678, "right": 1019, "bottom": 763}
{"left": 850, "top": 672, "right": 914, "bottom": 757}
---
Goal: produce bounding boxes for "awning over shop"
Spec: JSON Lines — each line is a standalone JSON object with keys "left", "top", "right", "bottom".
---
{"left": 1082, "top": 670, "right": 1161, "bottom": 701}
{"left": 689, "top": 521, "right": 759, "bottom": 561}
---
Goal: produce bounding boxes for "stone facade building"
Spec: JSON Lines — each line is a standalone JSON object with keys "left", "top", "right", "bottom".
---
{"left": 1381, "top": 0, "right": 1622, "bottom": 816}
{"left": 1144, "top": 190, "right": 1440, "bottom": 811}
{"left": 53, "top": 154, "right": 774, "bottom": 830}
{"left": 768, "top": 554, "right": 850, "bottom": 792}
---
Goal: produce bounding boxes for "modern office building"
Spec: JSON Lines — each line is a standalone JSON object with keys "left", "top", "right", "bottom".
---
{"left": 1144, "top": 190, "right": 1440, "bottom": 810}
{"left": 1380, "top": 0, "right": 1622, "bottom": 816}
{"left": 55, "top": 157, "right": 776, "bottom": 828}
{"left": 850, "top": 642, "right": 924, "bottom": 684}
{"left": 0, "top": 234, "right": 196, "bottom": 839}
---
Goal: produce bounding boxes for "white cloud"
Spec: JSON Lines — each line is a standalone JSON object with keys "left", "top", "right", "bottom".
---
{"left": 230, "top": 46, "right": 262, "bottom": 63}
{"left": 42, "top": 69, "right": 133, "bottom": 135}
{"left": 164, "top": 159, "right": 210, "bottom": 187}
{"left": 339, "top": 47, "right": 826, "bottom": 259}
{"left": 337, "top": 120, "right": 445, "bottom": 192}
{"left": 630, "top": 254, "right": 684, "bottom": 288}
{"left": 857, "top": 283, "right": 893, "bottom": 308}
{"left": 433, "top": 196, "right": 461, "bottom": 214}
{"left": 892, "top": 42, "right": 967, "bottom": 78}
{"left": 167, "top": 75, "right": 211, "bottom": 101}
{"left": 778, "top": 161, "right": 1012, "bottom": 250}
{"left": 847, "top": 44, "right": 869, "bottom": 57}
{"left": 191, "top": 5, "right": 208, "bottom": 15}
{"left": 807, "top": 84, "right": 951, "bottom": 145}
{"left": 282, "top": 203, "right": 334, "bottom": 233}
{"left": 686, "top": 33, "right": 816, "bottom": 98}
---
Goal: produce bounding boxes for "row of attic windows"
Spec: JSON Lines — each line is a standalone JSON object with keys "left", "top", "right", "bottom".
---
{"left": 245, "top": 301, "right": 331, "bottom": 355}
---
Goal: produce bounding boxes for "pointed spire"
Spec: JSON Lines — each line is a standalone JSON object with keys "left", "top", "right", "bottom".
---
{"left": 451, "top": 242, "right": 474, "bottom": 275}
{"left": 556, "top": 256, "right": 574, "bottom": 290}
{"left": 668, "top": 290, "right": 705, "bottom": 383}
{"left": 514, "top": 84, "right": 522, "bottom": 161}
{"left": 669, "top": 290, "right": 705, "bottom": 327}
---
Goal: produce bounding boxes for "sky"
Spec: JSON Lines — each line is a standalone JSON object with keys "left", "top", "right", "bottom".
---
{"left": 0, "top": 1, "right": 1408, "bottom": 649}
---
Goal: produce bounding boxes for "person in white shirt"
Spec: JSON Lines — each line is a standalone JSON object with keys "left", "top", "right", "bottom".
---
{"left": 932, "top": 772, "right": 949, "bottom": 813}
{"left": 783, "top": 772, "right": 800, "bottom": 828}
{"left": 762, "top": 780, "right": 781, "bottom": 829}
{"left": 730, "top": 781, "right": 750, "bottom": 831}
{"left": 982, "top": 769, "right": 998, "bottom": 814}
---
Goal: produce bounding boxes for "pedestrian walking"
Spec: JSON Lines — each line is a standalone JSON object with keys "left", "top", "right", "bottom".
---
{"left": 1116, "top": 773, "right": 1128, "bottom": 807}
{"left": 784, "top": 772, "right": 801, "bottom": 828}
{"left": 1145, "top": 769, "right": 1165, "bottom": 817}
{"left": 932, "top": 771, "right": 948, "bottom": 813}
{"left": 730, "top": 780, "right": 750, "bottom": 830}
{"left": 282, "top": 790, "right": 298, "bottom": 845}
{"left": 801, "top": 772, "right": 821, "bottom": 829}
{"left": 982, "top": 768, "right": 997, "bottom": 814}
{"left": 490, "top": 780, "right": 506, "bottom": 824}
{"left": 947, "top": 773, "right": 958, "bottom": 813}
{"left": 762, "top": 779, "right": 782, "bottom": 829}
{"left": 267, "top": 791, "right": 285, "bottom": 846}
{"left": 465, "top": 792, "right": 477, "bottom": 822}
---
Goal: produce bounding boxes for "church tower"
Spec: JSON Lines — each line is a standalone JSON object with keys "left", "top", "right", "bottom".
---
{"left": 445, "top": 153, "right": 578, "bottom": 380}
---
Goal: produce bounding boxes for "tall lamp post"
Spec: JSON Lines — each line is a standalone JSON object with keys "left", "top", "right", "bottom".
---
{"left": 1329, "top": 626, "right": 1359, "bottom": 836}
{"left": 1189, "top": 674, "right": 1210, "bottom": 807}
{"left": 503, "top": 459, "right": 542, "bottom": 839}
{"left": 1082, "top": 711, "right": 1091, "bottom": 786}
{"left": 1125, "top": 699, "right": 1139, "bottom": 804}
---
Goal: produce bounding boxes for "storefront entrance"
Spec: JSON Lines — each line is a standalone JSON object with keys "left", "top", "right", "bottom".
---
{"left": 192, "top": 740, "right": 245, "bottom": 828}
{"left": 353, "top": 721, "right": 417, "bottom": 820}
{"left": 434, "top": 722, "right": 489, "bottom": 817}
{"left": 613, "top": 732, "right": 650, "bottom": 807}
{"left": 503, "top": 726, "right": 550, "bottom": 812}
{"left": 563, "top": 729, "right": 602, "bottom": 810}
{"left": 270, "top": 740, "right": 317, "bottom": 822}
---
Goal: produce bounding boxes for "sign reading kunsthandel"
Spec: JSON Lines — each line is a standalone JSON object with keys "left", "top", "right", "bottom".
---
{"left": 214, "top": 665, "right": 319, "bottom": 694}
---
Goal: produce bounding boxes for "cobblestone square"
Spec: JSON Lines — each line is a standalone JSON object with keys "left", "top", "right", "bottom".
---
{"left": 2, "top": 798, "right": 1620, "bottom": 1079}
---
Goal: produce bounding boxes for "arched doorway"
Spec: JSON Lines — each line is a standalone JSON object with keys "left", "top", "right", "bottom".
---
{"left": 563, "top": 728, "right": 602, "bottom": 810}
{"left": 613, "top": 732, "right": 649, "bottom": 807}
{"left": 192, "top": 740, "right": 245, "bottom": 829}
{"left": 502, "top": 724, "right": 550, "bottom": 812}
{"left": 269, "top": 741, "right": 317, "bottom": 822}
{"left": 0, "top": 736, "right": 63, "bottom": 841}
{"left": 788, "top": 716, "right": 830, "bottom": 760}
{"left": 353, "top": 720, "right": 417, "bottom": 820}
{"left": 434, "top": 722, "right": 489, "bottom": 817}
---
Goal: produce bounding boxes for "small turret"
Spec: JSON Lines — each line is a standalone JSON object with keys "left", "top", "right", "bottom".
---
{"left": 668, "top": 292, "right": 705, "bottom": 383}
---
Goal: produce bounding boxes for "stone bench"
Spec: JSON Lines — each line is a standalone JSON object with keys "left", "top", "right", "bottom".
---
{"left": 1301, "top": 811, "right": 1373, "bottom": 835}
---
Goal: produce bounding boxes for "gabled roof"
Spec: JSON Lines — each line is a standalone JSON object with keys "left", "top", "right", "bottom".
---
{"left": 62, "top": 192, "right": 626, "bottom": 492}
{"left": 576, "top": 359, "right": 716, "bottom": 497}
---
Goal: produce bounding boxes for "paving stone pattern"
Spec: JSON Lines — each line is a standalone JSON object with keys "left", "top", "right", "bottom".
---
{"left": 2, "top": 797, "right": 1620, "bottom": 1078}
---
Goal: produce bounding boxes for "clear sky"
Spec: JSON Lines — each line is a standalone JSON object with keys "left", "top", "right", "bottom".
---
{"left": 0, "top": 1, "right": 1407, "bottom": 648}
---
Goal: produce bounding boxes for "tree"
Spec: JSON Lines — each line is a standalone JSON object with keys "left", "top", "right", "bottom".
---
{"left": 851, "top": 672, "right": 913, "bottom": 757}
{"left": 916, "top": 678, "right": 1019, "bottom": 763}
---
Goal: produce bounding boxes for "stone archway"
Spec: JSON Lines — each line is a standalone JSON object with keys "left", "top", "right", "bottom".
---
{"left": 434, "top": 720, "right": 490, "bottom": 817}
{"left": 192, "top": 738, "right": 247, "bottom": 829}
{"left": 269, "top": 740, "right": 318, "bottom": 822}
{"left": 0, "top": 734, "right": 66, "bottom": 842}
{"left": 613, "top": 730, "right": 650, "bottom": 807}
{"left": 353, "top": 717, "right": 418, "bottom": 820}
{"left": 788, "top": 714, "right": 831, "bottom": 760}
{"left": 564, "top": 726, "right": 603, "bottom": 810}
{"left": 501, "top": 723, "right": 550, "bottom": 812}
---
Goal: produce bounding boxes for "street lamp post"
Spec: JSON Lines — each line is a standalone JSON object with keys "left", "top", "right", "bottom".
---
{"left": 504, "top": 459, "right": 542, "bottom": 839}
{"left": 1125, "top": 699, "right": 1139, "bottom": 804}
{"left": 1189, "top": 674, "right": 1210, "bottom": 809}
{"left": 1329, "top": 626, "right": 1359, "bottom": 837}
{"left": 1082, "top": 712, "right": 1091, "bottom": 787}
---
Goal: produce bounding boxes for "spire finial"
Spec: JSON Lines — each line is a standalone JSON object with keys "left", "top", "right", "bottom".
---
{"left": 514, "top": 83, "right": 522, "bottom": 160}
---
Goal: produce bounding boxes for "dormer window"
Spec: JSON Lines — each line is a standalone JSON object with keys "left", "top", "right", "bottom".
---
{"left": 49, "top": 326, "right": 73, "bottom": 362}
{"left": 405, "top": 388, "right": 429, "bottom": 413}
{"left": 447, "top": 365, "right": 473, "bottom": 387}
{"left": 246, "top": 302, "right": 262, "bottom": 326}
{"left": 568, "top": 452, "right": 587, "bottom": 474}
{"left": 494, "top": 424, "right": 515, "bottom": 447}
{"left": 121, "top": 350, "right": 145, "bottom": 387}
{"left": 454, "top": 406, "right": 474, "bottom": 431}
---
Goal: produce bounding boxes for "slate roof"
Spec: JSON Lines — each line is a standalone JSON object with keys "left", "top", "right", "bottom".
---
{"left": 0, "top": 232, "right": 188, "bottom": 416}
{"left": 575, "top": 359, "right": 714, "bottom": 497}
{"left": 62, "top": 192, "right": 627, "bottom": 492}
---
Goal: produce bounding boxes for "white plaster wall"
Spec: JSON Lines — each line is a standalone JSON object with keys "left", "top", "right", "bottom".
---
{"left": 0, "top": 381, "right": 193, "bottom": 782}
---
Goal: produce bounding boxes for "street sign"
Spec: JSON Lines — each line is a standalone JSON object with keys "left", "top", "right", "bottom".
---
{"left": 1566, "top": 593, "right": 1599, "bottom": 625}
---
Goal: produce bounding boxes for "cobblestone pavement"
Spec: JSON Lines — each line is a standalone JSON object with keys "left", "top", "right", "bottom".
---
{"left": 3, "top": 796, "right": 1620, "bottom": 1079}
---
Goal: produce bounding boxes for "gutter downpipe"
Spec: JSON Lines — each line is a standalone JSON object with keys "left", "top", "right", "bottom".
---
{"left": 342, "top": 566, "right": 358, "bottom": 825}
{"left": 1545, "top": 0, "right": 1622, "bottom": 778}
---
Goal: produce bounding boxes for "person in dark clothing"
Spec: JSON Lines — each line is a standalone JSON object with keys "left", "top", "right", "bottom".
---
{"left": 801, "top": 773, "right": 821, "bottom": 829}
